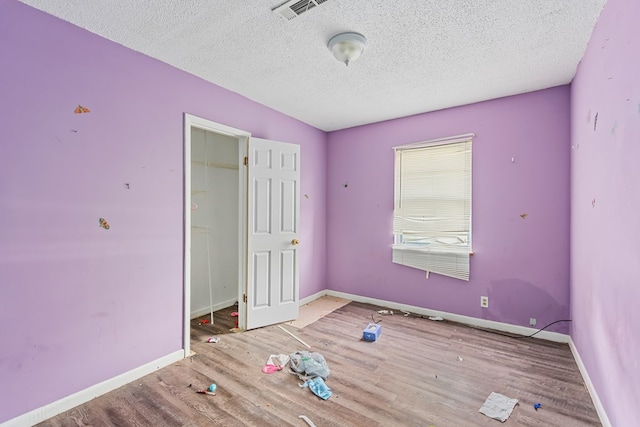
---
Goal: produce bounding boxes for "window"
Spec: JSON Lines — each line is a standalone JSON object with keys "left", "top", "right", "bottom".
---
{"left": 393, "top": 134, "right": 473, "bottom": 281}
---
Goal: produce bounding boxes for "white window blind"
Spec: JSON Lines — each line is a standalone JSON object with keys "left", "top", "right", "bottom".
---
{"left": 393, "top": 135, "right": 473, "bottom": 281}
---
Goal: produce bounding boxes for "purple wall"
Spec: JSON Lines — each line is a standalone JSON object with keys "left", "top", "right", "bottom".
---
{"left": 570, "top": 0, "right": 640, "bottom": 424}
{"left": 327, "top": 87, "right": 571, "bottom": 331}
{"left": 0, "top": 1, "right": 326, "bottom": 422}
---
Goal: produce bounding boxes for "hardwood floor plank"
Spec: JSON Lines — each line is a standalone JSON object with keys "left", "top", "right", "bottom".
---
{"left": 38, "top": 301, "right": 601, "bottom": 426}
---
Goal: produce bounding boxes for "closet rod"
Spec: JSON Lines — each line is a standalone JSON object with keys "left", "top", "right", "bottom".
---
{"left": 191, "top": 159, "right": 239, "bottom": 170}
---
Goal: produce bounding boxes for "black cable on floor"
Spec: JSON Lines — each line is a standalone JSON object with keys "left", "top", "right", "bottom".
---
{"left": 473, "top": 319, "right": 572, "bottom": 339}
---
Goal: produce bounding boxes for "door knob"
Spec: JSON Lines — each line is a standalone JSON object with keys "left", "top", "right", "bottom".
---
{"left": 291, "top": 239, "right": 300, "bottom": 245}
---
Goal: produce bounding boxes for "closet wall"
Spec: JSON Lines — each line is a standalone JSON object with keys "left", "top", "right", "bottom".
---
{"left": 190, "top": 128, "right": 239, "bottom": 318}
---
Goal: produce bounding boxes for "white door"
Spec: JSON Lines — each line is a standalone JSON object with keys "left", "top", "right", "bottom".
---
{"left": 246, "top": 137, "right": 300, "bottom": 330}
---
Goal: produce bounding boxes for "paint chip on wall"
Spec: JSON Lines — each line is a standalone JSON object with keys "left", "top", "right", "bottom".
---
{"left": 99, "top": 218, "right": 110, "bottom": 230}
{"left": 520, "top": 213, "right": 528, "bottom": 219}
{"left": 74, "top": 105, "right": 90, "bottom": 114}
{"left": 594, "top": 112, "right": 598, "bottom": 131}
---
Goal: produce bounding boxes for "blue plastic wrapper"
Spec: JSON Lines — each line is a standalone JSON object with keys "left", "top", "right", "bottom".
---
{"left": 301, "top": 377, "right": 332, "bottom": 400}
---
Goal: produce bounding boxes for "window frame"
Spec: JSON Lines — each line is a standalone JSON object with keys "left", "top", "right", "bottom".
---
{"left": 392, "top": 133, "right": 474, "bottom": 280}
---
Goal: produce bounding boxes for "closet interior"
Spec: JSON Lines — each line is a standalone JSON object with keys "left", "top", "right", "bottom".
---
{"left": 190, "top": 128, "right": 240, "bottom": 321}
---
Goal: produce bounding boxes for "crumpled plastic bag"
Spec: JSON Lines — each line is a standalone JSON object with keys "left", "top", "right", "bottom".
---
{"left": 289, "top": 351, "right": 330, "bottom": 380}
{"left": 300, "top": 377, "right": 332, "bottom": 400}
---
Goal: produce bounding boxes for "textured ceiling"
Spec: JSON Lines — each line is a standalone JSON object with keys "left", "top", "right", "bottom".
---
{"left": 19, "top": 0, "right": 606, "bottom": 131}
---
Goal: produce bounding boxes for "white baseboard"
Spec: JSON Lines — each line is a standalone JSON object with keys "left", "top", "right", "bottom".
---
{"left": 569, "top": 338, "right": 612, "bottom": 427}
{"left": 190, "top": 298, "right": 237, "bottom": 319}
{"left": 2, "top": 350, "right": 184, "bottom": 427}
{"left": 299, "top": 289, "right": 328, "bottom": 306}
{"left": 325, "top": 290, "right": 570, "bottom": 343}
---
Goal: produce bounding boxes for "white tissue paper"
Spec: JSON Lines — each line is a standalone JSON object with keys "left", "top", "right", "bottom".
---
{"left": 479, "top": 392, "right": 519, "bottom": 422}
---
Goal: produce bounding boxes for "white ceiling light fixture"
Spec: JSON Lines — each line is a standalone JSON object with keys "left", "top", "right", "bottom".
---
{"left": 327, "top": 32, "right": 367, "bottom": 66}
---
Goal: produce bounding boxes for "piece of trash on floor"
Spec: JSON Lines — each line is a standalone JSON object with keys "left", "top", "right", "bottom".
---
{"left": 267, "top": 353, "right": 290, "bottom": 367}
{"left": 533, "top": 403, "right": 542, "bottom": 411}
{"left": 362, "top": 323, "right": 382, "bottom": 341}
{"left": 300, "top": 377, "right": 332, "bottom": 400}
{"left": 277, "top": 325, "right": 311, "bottom": 348}
{"left": 230, "top": 311, "right": 239, "bottom": 317}
{"left": 290, "top": 351, "right": 330, "bottom": 380}
{"left": 377, "top": 309, "right": 393, "bottom": 315}
{"left": 479, "top": 392, "right": 519, "bottom": 422}
{"left": 428, "top": 316, "right": 444, "bottom": 321}
{"left": 262, "top": 364, "right": 281, "bottom": 374}
{"left": 208, "top": 384, "right": 217, "bottom": 393}
{"left": 299, "top": 415, "right": 318, "bottom": 427}
{"left": 206, "top": 337, "right": 219, "bottom": 343}
{"left": 262, "top": 353, "right": 289, "bottom": 374}
{"left": 198, "top": 319, "right": 210, "bottom": 325}
{"left": 196, "top": 389, "right": 216, "bottom": 396}
{"left": 457, "top": 355, "right": 463, "bottom": 362}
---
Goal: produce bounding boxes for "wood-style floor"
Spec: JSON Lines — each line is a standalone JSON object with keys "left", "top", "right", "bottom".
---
{"left": 38, "top": 302, "right": 601, "bottom": 426}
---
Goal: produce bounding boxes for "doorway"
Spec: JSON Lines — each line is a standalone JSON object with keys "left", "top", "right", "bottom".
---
{"left": 190, "top": 128, "right": 238, "bottom": 320}
{"left": 183, "top": 114, "right": 249, "bottom": 357}
{"left": 183, "top": 114, "right": 301, "bottom": 357}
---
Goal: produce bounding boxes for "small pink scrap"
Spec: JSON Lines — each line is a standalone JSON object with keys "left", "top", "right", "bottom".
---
{"left": 261, "top": 364, "right": 282, "bottom": 374}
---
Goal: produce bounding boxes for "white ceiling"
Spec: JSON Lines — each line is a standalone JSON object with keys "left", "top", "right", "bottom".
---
{"left": 19, "top": 0, "right": 606, "bottom": 131}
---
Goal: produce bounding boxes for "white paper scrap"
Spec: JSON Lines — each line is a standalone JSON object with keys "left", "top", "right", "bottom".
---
{"left": 479, "top": 392, "right": 519, "bottom": 422}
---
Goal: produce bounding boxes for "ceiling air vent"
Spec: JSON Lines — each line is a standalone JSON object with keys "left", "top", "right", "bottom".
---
{"left": 273, "top": 0, "right": 329, "bottom": 20}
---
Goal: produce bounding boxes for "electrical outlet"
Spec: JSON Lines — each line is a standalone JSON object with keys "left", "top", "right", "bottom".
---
{"left": 480, "top": 296, "right": 489, "bottom": 308}
{"left": 530, "top": 317, "right": 537, "bottom": 327}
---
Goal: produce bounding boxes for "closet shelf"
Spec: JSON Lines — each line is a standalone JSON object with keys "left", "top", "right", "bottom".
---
{"left": 191, "top": 159, "right": 239, "bottom": 170}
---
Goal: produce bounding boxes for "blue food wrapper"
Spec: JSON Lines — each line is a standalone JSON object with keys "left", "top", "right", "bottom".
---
{"left": 301, "top": 377, "right": 332, "bottom": 400}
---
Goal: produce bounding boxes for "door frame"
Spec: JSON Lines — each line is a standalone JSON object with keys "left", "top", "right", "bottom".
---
{"left": 183, "top": 113, "right": 250, "bottom": 357}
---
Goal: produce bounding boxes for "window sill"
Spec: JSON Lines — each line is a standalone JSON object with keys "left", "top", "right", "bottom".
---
{"left": 392, "top": 244, "right": 473, "bottom": 256}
